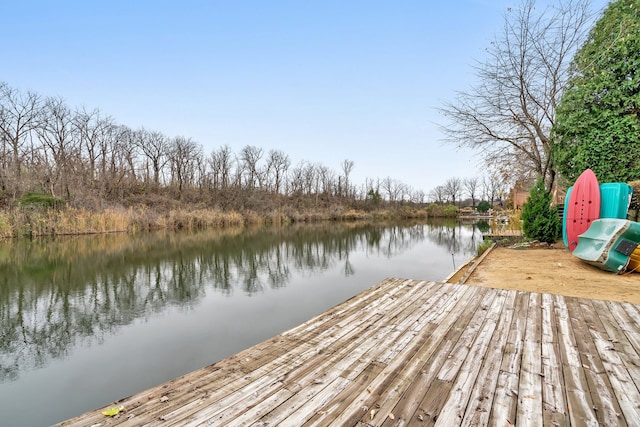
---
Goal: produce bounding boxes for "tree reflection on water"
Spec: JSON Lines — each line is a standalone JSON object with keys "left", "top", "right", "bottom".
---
{"left": 0, "top": 220, "right": 481, "bottom": 382}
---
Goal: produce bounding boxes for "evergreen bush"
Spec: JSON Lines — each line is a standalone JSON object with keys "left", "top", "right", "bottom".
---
{"left": 521, "top": 179, "right": 560, "bottom": 243}
{"left": 477, "top": 200, "right": 490, "bottom": 213}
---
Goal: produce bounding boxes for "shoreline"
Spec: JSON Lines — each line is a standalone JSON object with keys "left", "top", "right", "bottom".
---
{"left": 446, "top": 243, "right": 640, "bottom": 304}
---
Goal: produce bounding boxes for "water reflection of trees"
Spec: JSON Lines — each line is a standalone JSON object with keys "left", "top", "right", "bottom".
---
{"left": 0, "top": 220, "right": 478, "bottom": 382}
{"left": 423, "top": 219, "right": 484, "bottom": 257}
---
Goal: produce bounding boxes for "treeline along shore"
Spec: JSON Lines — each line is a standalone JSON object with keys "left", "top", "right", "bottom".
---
{"left": 1, "top": 82, "right": 460, "bottom": 239}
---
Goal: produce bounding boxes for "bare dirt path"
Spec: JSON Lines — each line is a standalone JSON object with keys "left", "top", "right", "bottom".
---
{"left": 448, "top": 244, "right": 640, "bottom": 304}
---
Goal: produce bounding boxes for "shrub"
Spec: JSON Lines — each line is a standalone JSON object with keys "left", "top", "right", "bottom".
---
{"left": 17, "top": 192, "right": 66, "bottom": 209}
{"left": 521, "top": 179, "right": 561, "bottom": 243}
{"left": 425, "top": 203, "right": 458, "bottom": 218}
{"left": 477, "top": 200, "right": 490, "bottom": 213}
{"left": 477, "top": 239, "right": 494, "bottom": 256}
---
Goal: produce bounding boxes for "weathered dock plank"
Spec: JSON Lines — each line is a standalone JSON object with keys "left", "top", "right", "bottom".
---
{"left": 540, "top": 293, "right": 569, "bottom": 427}
{"left": 593, "top": 299, "right": 640, "bottom": 393}
{"left": 458, "top": 290, "right": 516, "bottom": 427}
{"left": 554, "top": 294, "right": 600, "bottom": 426}
{"left": 517, "top": 292, "right": 544, "bottom": 426}
{"left": 491, "top": 290, "right": 530, "bottom": 425}
{"left": 566, "top": 296, "right": 622, "bottom": 426}
{"left": 434, "top": 288, "right": 509, "bottom": 425}
{"left": 57, "top": 279, "right": 640, "bottom": 427}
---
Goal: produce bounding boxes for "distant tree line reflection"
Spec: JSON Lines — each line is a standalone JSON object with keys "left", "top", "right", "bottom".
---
{"left": 0, "top": 220, "right": 481, "bottom": 381}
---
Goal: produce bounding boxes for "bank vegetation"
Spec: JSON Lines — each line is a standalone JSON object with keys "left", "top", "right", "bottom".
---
{"left": 1, "top": 82, "right": 470, "bottom": 238}
{"left": 0, "top": 200, "right": 458, "bottom": 239}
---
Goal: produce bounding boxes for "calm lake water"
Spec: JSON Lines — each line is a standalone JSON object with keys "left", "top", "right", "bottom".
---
{"left": 0, "top": 219, "right": 483, "bottom": 426}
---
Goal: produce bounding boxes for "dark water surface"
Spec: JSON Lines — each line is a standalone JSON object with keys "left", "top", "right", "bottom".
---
{"left": 0, "top": 220, "right": 481, "bottom": 426}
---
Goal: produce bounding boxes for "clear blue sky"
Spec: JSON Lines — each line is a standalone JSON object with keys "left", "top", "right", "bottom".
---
{"left": 1, "top": 0, "right": 609, "bottom": 195}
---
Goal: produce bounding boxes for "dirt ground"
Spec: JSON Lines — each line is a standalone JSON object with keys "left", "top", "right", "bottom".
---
{"left": 447, "top": 244, "right": 640, "bottom": 305}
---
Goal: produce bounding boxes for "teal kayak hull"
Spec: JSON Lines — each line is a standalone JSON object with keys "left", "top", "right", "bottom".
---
{"left": 573, "top": 218, "right": 640, "bottom": 273}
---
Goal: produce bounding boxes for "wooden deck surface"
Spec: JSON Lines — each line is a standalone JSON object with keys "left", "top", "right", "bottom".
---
{"left": 58, "top": 278, "right": 640, "bottom": 426}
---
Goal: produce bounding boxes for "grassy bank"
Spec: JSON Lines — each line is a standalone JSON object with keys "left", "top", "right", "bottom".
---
{"left": 0, "top": 204, "right": 440, "bottom": 239}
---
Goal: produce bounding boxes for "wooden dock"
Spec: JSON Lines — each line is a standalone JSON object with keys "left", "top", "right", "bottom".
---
{"left": 58, "top": 278, "right": 640, "bottom": 426}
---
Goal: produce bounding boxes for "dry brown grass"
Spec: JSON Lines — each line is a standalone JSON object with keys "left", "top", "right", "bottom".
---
{"left": 0, "top": 204, "right": 431, "bottom": 239}
{"left": 0, "top": 207, "right": 248, "bottom": 238}
{"left": 7, "top": 207, "right": 131, "bottom": 237}
{"left": 0, "top": 211, "right": 12, "bottom": 239}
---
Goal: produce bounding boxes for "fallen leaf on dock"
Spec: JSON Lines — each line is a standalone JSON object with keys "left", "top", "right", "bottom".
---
{"left": 102, "top": 406, "right": 124, "bottom": 417}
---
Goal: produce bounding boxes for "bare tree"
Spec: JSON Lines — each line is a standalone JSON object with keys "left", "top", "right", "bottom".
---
{"left": 444, "top": 177, "right": 463, "bottom": 206}
{"left": 288, "top": 161, "right": 306, "bottom": 196}
{"left": 429, "top": 185, "right": 446, "bottom": 204}
{"left": 482, "top": 173, "right": 507, "bottom": 207}
{"left": 313, "top": 163, "right": 325, "bottom": 198}
{"left": 381, "top": 176, "right": 405, "bottom": 203}
{"left": 302, "top": 162, "right": 316, "bottom": 196}
{"left": 73, "top": 107, "right": 118, "bottom": 187}
{"left": 0, "top": 83, "right": 43, "bottom": 192}
{"left": 35, "top": 97, "right": 79, "bottom": 199}
{"left": 317, "top": 165, "right": 336, "bottom": 196}
{"left": 239, "top": 145, "right": 263, "bottom": 189}
{"left": 265, "top": 149, "right": 290, "bottom": 194}
{"left": 398, "top": 182, "right": 410, "bottom": 202}
{"left": 169, "top": 136, "right": 202, "bottom": 198}
{"left": 340, "top": 159, "right": 355, "bottom": 198}
{"left": 440, "top": 0, "right": 594, "bottom": 190}
{"left": 194, "top": 152, "right": 208, "bottom": 191}
{"left": 97, "top": 123, "right": 128, "bottom": 199}
{"left": 134, "top": 128, "right": 169, "bottom": 188}
{"left": 464, "top": 177, "right": 479, "bottom": 208}
{"left": 209, "top": 145, "right": 234, "bottom": 191}
{"left": 411, "top": 189, "right": 425, "bottom": 204}
{"left": 119, "top": 127, "right": 140, "bottom": 186}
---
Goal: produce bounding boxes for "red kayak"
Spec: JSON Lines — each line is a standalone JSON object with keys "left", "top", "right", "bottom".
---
{"left": 565, "top": 169, "right": 601, "bottom": 252}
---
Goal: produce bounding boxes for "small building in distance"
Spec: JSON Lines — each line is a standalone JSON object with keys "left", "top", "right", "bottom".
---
{"left": 510, "top": 178, "right": 567, "bottom": 210}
